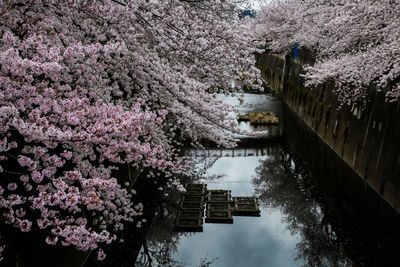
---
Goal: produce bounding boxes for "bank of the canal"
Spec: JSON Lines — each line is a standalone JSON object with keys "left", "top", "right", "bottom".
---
{"left": 256, "top": 50, "right": 400, "bottom": 213}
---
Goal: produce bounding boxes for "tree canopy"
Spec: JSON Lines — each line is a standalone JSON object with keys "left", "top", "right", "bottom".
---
{"left": 256, "top": 0, "right": 400, "bottom": 106}
{"left": 0, "top": 0, "right": 261, "bottom": 260}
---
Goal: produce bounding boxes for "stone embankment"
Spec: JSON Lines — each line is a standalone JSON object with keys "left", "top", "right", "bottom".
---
{"left": 256, "top": 50, "right": 400, "bottom": 212}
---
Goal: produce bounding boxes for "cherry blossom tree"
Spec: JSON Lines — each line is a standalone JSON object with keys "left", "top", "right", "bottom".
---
{"left": 256, "top": 0, "right": 400, "bottom": 106}
{"left": 0, "top": 0, "right": 262, "bottom": 261}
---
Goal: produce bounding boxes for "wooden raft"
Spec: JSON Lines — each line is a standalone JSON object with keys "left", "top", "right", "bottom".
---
{"left": 174, "top": 184, "right": 261, "bottom": 231}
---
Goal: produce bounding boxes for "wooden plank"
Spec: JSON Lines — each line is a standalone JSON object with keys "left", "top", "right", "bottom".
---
{"left": 207, "top": 190, "right": 231, "bottom": 197}
{"left": 206, "top": 195, "right": 232, "bottom": 203}
{"left": 206, "top": 203, "right": 232, "bottom": 212}
{"left": 205, "top": 210, "right": 233, "bottom": 224}
{"left": 185, "top": 184, "right": 207, "bottom": 190}
{"left": 184, "top": 186, "right": 208, "bottom": 196}
{"left": 232, "top": 203, "right": 260, "bottom": 217}
{"left": 232, "top": 196, "right": 258, "bottom": 205}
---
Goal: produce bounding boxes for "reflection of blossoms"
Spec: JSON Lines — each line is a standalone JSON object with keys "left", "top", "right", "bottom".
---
{"left": 253, "top": 147, "right": 350, "bottom": 266}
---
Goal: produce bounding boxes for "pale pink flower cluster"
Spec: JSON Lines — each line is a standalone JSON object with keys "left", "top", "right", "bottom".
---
{"left": 256, "top": 0, "right": 400, "bottom": 105}
{"left": 0, "top": 4, "right": 174, "bottom": 260}
{"left": 0, "top": 0, "right": 262, "bottom": 261}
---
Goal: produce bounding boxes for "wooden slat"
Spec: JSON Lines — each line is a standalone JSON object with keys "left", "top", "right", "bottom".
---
{"left": 233, "top": 196, "right": 258, "bottom": 205}
{"left": 205, "top": 210, "right": 233, "bottom": 224}
{"left": 207, "top": 190, "right": 231, "bottom": 197}
{"left": 206, "top": 195, "right": 232, "bottom": 203}
{"left": 232, "top": 203, "right": 260, "bottom": 217}
{"left": 206, "top": 203, "right": 232, "bottom": 212}
{"left": 185, "top": 183, "right": 207, "bottom": 190}
{"left": 184, "top": 186, "right": 208, "bottom": 196}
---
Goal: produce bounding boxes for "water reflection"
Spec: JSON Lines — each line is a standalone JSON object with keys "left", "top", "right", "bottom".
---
{"left": 167, "top": 147, "right": 304, "bottom": 267}
{"left": 133, "top": 141, "right": 400, "bottom": 266}
{"left": 282, "top": 106, "right": 400, "bottom": 266}
{"left": 128, "top": 94, "right": 400, "bottom": 267}
{"left": 132, "top": 94, "right": 347, "bottom": 267}
{"left": 253, "top": 146, "right": 351, "bottom": 266}
{"left": 216, "top": 94, "right": 282, "bottom": 117}
{"left": 135, "top": 199, "right": 181, "bottom": 266}
{"left": 217, "top": 93, "right": 283, "bottom": 138}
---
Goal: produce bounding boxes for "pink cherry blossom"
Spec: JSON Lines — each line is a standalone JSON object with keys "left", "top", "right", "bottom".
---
{"left": 31, "top": 171, "right": 43, "bottom": 183}
{"left": 7, "top": 183, "right": 17, "bottom": 191}
{"left": 17, "top": 219, "right": 32, "bottom": 232}
{"left": 256, "top": 0, "right": 400, "bottom": 105}
{"left": 20, "top": 175, "right": 29, "bottom": 184}
{"left": 0, "top": 0, "right": 262, "bottom": 261}
{"left": 45, "top": 236, "right": 58, "bottom": 246}
{"left": 97, "top": 249, "right": 106, "bottom": 261}
{"left": 15, "top": 208, "right": 25, "bottom": 218}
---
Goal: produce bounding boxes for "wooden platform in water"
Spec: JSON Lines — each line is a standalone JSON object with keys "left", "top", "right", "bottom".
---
{"left": 233, "top": 196, "right": 258, "bottom": 205}
{"left": 174, "top": 184, "right": 206, "bottom": 232}
{"left": 206, "top": 194, "right": 232, "bottom": 203}
{"left": 174, "top": 185, "right": 260, "bottom": 231}
{"left": 184, "top": 184, "right": 208, "bottom": 195}
{"left": 207, "top": 190, "right": 231, "bottom": 197}
{"left": 207, "top": 203, "right": 232, "bottom": 212}
{"left": 185, "top": 183, "right": 208, "bottom": 189}
{"left": 174, "top": 209, "right": 204, "bottom": 232}
{"left": 205, "top": 210, "right": 233, "bottom": 224}
{"left": 232, "top": 203, "right": 260, "bottom": 217}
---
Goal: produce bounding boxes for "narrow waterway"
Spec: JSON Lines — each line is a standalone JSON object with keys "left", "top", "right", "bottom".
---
{"left": 131, "top": 94, "right": 400, "bottom": 267}
{"left": 173, "top": 147, "right": 303, "bottom": 266}
{"left": 166, "top": 94, "right": 302, "bottom": 266}
{"left": 87, "top": 94, "right": 400, "bottom": 267}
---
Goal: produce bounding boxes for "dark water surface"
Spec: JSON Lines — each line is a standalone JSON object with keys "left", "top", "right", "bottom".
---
{"left": 87, "top": 94, "right": 400, "bottom": 267}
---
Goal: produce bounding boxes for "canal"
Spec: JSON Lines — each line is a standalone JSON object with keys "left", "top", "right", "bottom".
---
{"left": 85, "top": 94, "right": 400, "bottom": 267}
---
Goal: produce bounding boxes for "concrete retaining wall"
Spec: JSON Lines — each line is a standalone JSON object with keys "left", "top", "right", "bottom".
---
{"left": 256, "top": 51, "right": 400, "bottom": 212}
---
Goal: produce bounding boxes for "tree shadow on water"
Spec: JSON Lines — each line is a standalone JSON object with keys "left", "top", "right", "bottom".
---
{"left": 252, "top": 146, "right": 351, "bottom": 267}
